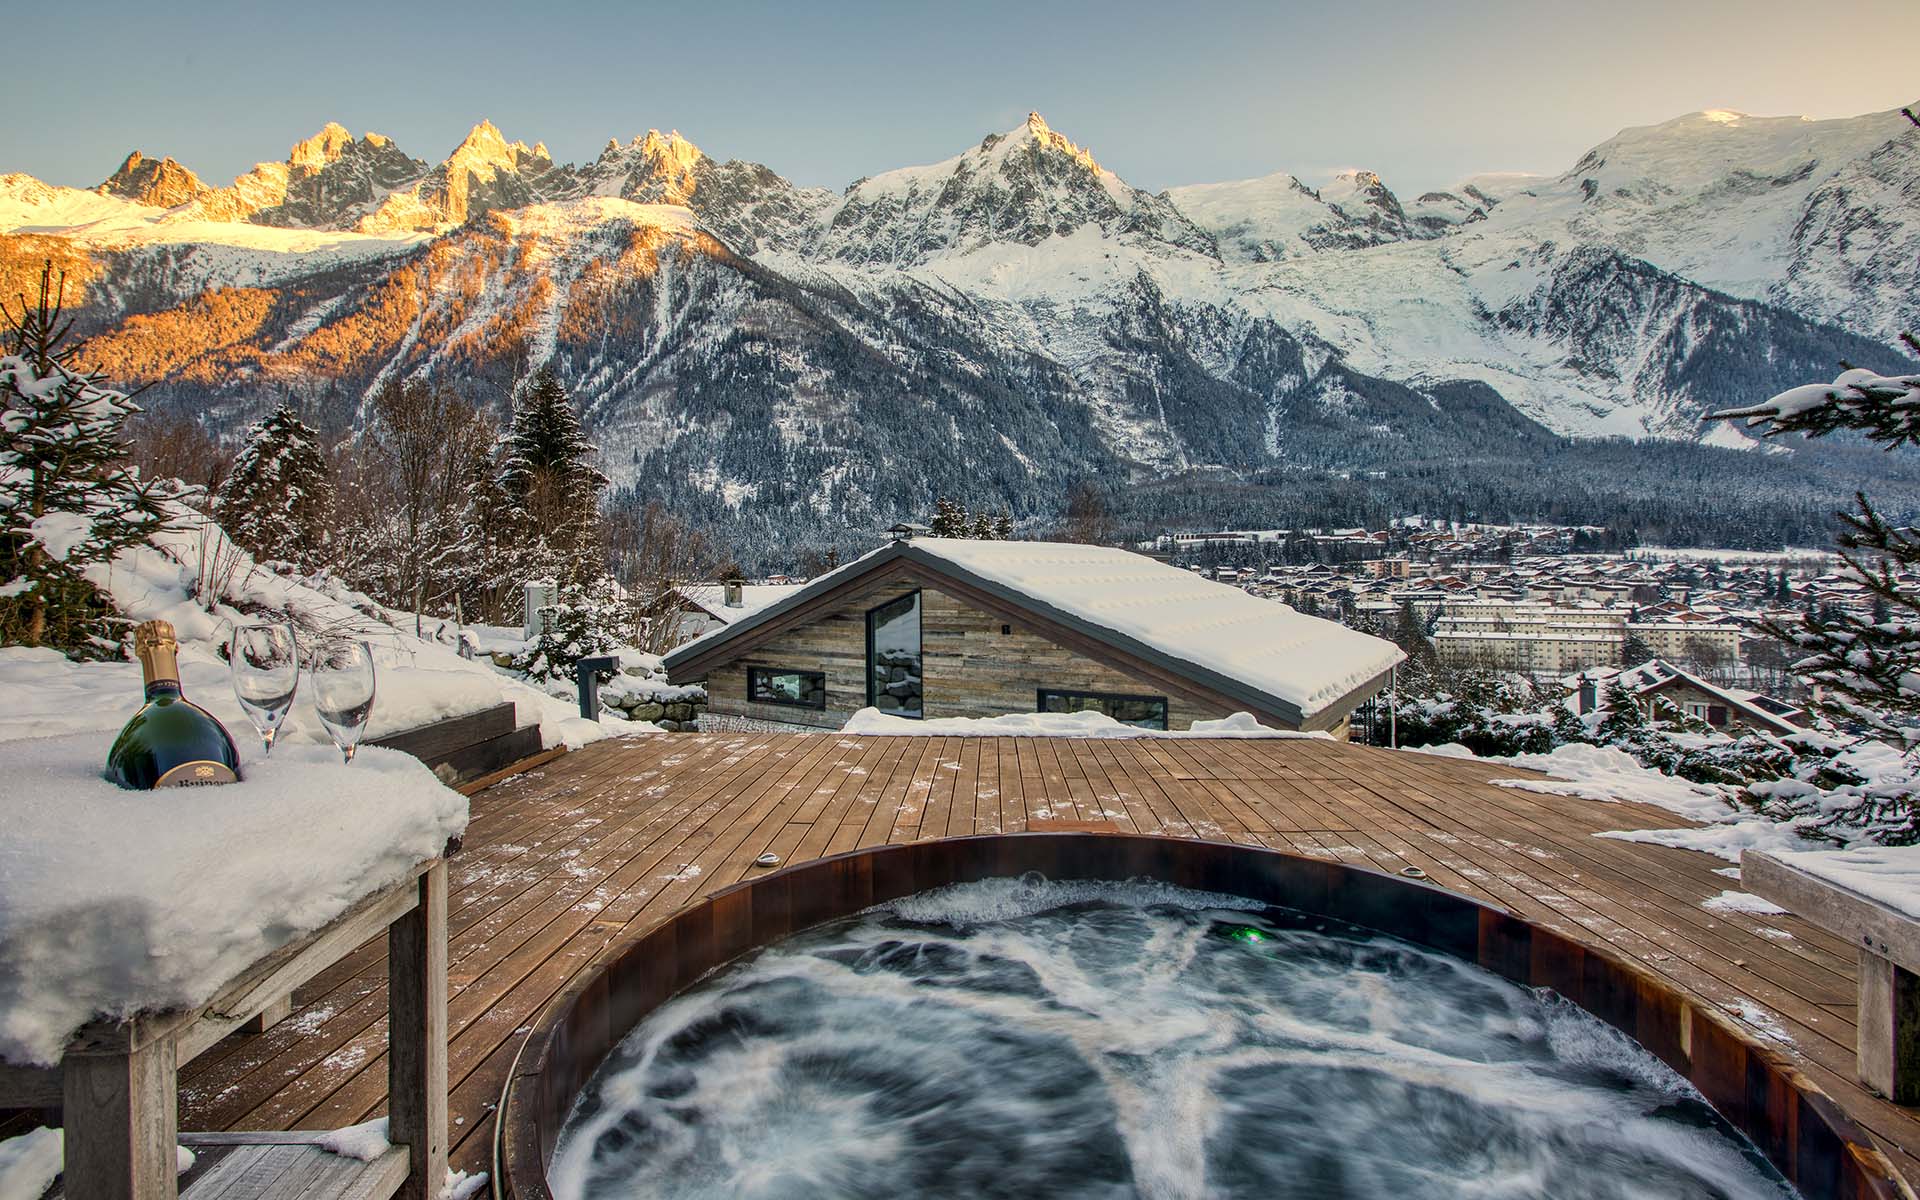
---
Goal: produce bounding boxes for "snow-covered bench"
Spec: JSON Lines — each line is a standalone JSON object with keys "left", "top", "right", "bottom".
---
{"left": 1744, "top": 847, "right": 1920, "bottom": 1104}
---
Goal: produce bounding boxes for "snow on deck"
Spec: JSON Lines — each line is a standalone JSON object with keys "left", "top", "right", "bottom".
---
{"left": 908, "top": 538, "right": 1404, "bottom": 719}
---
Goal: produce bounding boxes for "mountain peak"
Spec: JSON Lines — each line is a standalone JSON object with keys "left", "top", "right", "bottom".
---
{"left": 94, "top": 150, "right": 208, "bottom": 208}
{"left": 454, "top": 119, "right": 510, "bottom": 156}
{"left": 288, "top": 122, "right": 356, "bottom": 171}
{"left": 1003, "top": 111, "right": 1101, "bottom": 175}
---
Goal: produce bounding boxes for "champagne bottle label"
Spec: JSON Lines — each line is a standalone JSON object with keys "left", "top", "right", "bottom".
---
{"left": 154, "top": 760, "right": 240, "bottom": 787}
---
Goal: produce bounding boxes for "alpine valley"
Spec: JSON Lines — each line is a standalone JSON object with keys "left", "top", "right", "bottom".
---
{"left": 4, "top": 104, "right": 1918, "bottom": 558}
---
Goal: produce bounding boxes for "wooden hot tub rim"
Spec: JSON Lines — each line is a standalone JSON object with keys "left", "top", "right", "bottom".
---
{"left": 494, "top": 832, "right": 1908, "bottom": 1200}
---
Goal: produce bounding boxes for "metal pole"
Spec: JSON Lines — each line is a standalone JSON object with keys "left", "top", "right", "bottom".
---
{"left": 575, "top": 654, "right": 620, "bottom": 721}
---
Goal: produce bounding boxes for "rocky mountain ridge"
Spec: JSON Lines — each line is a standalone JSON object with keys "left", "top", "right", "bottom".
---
{"left": 2, "top": 102, "right": 1915, "bottom": 555}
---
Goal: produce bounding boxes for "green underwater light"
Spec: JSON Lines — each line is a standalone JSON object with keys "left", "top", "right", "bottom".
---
{"left": 1222, "top": 925, "right": 1269, "bottom": 945}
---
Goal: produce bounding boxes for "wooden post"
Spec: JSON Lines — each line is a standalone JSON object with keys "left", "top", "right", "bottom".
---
{"left": 387, "top": 860, "right": 448, "bottom": 1200}
{"left": 61, "top": 1036, "right": 178, "bottom": 1200}
{"left": 239, "top": 995, "right": 292, "bottom": 1036}
{"left": 1857, "top": 948, "right": 1920, "bottom": 1104}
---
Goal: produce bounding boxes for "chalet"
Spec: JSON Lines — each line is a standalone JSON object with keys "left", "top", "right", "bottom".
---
{"left": 663, "top": 537, "right": 1404, "bottom": 736}
{"left": 1567, "top": 659, "right": 1805, "bottom": 736}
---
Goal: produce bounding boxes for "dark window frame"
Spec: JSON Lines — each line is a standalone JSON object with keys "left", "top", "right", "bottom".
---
{"left": 865, "top": 589, "right": 924, "bottom": 719}
{"left": 1036, "top": 687, "right": 1169, "bottom": 731}
{"left": 746, "top": 665, "right": 827, "bottom": 710}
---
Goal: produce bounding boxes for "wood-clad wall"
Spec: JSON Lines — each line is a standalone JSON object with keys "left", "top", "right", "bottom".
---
{"left": 702, "top": 570, "right": 1242, "bottom": 730}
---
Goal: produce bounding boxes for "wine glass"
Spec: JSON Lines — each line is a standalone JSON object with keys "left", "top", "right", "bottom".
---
{"left": 230, "top": 621, "right": 300, "bottom": 755}
{"left": 310, "top": 639, "right": 376, "bottom": 763}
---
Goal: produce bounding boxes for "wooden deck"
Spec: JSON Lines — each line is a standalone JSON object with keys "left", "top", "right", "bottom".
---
{"left": 161, "top": 731, "right": 1920, "bottom": 1188}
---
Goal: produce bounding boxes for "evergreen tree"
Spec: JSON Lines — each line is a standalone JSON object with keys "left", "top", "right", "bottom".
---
{"left": 0, "top": 263, "right": 169, "bottom": 656}
{"left": 1621, "top": 631, "right": 1656, "bottom": 666}
{"left": 927, "top": 497, "right": 967, "bottom": 537}
{"left": 968, "top": 509, "right": 995, "bottom": 539}
{"left": 511, "top": 575, "right": 633, "bottom": 686}
{"left": 1707, "top": 107, "right": 1920, "bottom": 746}
{"left": 994, "top": 509, "right": 1014, "bottom": 539}
{"left": 214, "top": 405, "right": 332, "bottom": 569}
{"left": 499, "top": 366, "right": 609, "bottom": 582}
{"left": 1594, "top": 679, "right": 1649, "bottom": 745}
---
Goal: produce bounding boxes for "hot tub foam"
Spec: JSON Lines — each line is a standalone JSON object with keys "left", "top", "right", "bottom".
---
{"left": 549, "top": 875, "right": 1796, "bottom": 1199}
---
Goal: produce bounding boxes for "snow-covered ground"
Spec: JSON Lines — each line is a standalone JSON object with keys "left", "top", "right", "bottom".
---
{"left": 1417, "top": 734, "right": 1920, "bottom": 934}
{"left": 1422, "top": 740, "right": 1829, "bottom": 866}
{"left": 56, "top": 508, "right": 619, "bottom": 751}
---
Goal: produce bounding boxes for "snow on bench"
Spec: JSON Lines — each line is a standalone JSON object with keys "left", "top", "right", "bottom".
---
{"left": 1744, "top": 845, "right": 1920, "bottom": 1103}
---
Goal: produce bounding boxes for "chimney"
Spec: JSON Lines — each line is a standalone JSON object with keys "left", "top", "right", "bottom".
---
{"left": 1577, "top": 676, "right": 1598, "bottom": 714}
{"left": 723, "top": 578, "right": 744, "bottom": 608}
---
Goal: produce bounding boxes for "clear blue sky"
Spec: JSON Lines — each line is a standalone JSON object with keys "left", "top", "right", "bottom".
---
{"left": 7, "top": 0, "right": 1918, "bottom": 197}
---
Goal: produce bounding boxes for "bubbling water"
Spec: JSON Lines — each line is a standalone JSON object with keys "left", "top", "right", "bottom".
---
{"left": 550, "top": 874, "right": 1798, "bottom": 1199}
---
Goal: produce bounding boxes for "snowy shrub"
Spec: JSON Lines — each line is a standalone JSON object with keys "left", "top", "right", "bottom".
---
{"left": 511, "top": 577, "right": 633, "bottom": 686}
{"left": 1736, "top": 734, "right": 1919, "bottom": 846}
{"left": 1393, "top": 670, "right": 1564, "bottom": 757}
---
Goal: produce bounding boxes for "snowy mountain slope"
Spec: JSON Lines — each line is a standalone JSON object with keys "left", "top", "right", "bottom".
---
{"left": 807, "top": 113, "right": 1215, "bottom": 267}
{"left": 1448, "top": 105, "right": 1920, "bottom": 341}
{"left": 2, "top": 101, "right": 1914, "bottom": 549}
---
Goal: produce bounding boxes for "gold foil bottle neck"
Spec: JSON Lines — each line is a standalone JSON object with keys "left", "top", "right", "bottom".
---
{"left": 132, "top": 620, "right": 182, "bottom": 687}
{"left": 133, "top": 620, "right": 179, "bottom": 654}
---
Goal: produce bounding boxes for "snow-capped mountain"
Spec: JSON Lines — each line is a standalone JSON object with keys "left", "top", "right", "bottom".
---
{"left": 2, "top": 102, "right": 1914, "bottom": 547}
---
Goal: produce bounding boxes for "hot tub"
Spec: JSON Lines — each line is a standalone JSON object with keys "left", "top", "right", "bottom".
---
{"left": 495, "top": 834, "right": 1902, "bottom": 1199}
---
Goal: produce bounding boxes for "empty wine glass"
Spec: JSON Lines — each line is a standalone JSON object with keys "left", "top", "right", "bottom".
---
{"left": 230, "top": 621, "right": 299, "bottom": 755}
{"left": 310, "top": 639, "right": 376, "bottom": 763}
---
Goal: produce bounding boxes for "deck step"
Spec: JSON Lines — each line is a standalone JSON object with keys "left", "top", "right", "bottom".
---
{"left": 50, "top": 1133, "right": 409, "bottom": 1200}
{"left": 370, "top": 703, "right": 516, "bottom": 766}
{"left": 431, "top": 724, "right": 545, "bottom": 786}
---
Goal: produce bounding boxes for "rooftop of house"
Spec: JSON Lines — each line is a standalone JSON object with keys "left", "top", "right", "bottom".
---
{"left": 667, "top": 537, "right": 1406, "bottom": 725}
{"left": 679, "top": 582, "right": 809, "bottom": 624}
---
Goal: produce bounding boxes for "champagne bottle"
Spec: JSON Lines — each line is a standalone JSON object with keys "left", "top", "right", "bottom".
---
{"left": 107, "top": 620, "right": 242, "bottom": 789}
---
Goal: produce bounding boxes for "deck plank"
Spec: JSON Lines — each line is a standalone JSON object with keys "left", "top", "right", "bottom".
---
{"left": 156, "top": 732, "right": 1920, "bottom": 1185}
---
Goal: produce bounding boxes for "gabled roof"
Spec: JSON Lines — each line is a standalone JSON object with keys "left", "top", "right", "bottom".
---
{"left": 665, "top": 538, "right": 1405, "bottom": 726}
{"left": 677, "top": 582, "right": 808, "bottom": 625}
{"left": 1565, "top": 658, "right": 1803, "bottom": 734}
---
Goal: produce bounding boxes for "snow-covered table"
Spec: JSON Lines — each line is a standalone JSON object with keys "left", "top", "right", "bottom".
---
{"left": 0, "top": 733, "right": 467, "bottom": 1200}
{"left": 1744, "top": 846, "right": 1920, "bottom": 1104}
{"left": 0, "top": 858, "right": 448, "bottom": 1200}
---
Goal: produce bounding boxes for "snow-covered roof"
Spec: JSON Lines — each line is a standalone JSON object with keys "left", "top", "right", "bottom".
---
{"left": 667, "top": 538, "right": 1404, "bottom": 725}
{"left": 680, "top": 582, "right": 808, "bottom": 625}
{"left": 1564, "top": 658, "right": 1802, "bottom": 733}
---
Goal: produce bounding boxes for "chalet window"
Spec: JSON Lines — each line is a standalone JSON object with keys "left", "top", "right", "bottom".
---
{"left": 748, "top": 667, "right": 826, "bottom": 710}
{"left": 1038, "top": 688, "right": 1168, "bottom": 731}
{"left": 866, "top": 591, "right": 923, "bottom": 719}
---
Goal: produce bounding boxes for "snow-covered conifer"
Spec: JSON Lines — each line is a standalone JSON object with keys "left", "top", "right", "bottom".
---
{"left": 499, "top": 367, "right": 608, "bottom": 581}
{"left": 928, "top": 497, "right": 967, "bottom": 537}
{"left": 214, "top": 405, "right": 332, "bottom": 568}
{"left": 0, "top": 263, "right": 169, "bottom": 656}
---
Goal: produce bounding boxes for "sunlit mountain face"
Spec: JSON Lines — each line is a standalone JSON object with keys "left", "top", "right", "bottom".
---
{"left": 5, "top": 103, "right": 1915, "bottom": 556}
